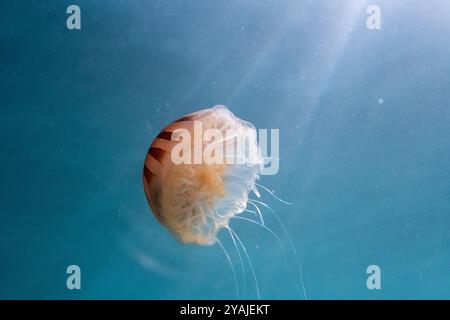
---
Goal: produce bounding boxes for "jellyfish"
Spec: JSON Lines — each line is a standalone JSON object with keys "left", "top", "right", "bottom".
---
{"left": 143, "top": 105, "right": 263, "bottom": 245}
{"left": 142, "top": 105, "right": 306, "bottom": 299}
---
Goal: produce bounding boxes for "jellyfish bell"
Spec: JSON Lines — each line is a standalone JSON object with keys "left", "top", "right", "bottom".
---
{"left": 143, "top": 105, "right": 263, "bottom": 245}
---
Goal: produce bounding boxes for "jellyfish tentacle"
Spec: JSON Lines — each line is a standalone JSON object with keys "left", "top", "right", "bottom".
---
{"left": 233, "top": 215, "right": 306, "bottom": 300}
{"left": 248, "top": 199, "right": 308, "bottom": 300}
{"left": 255, "top": 183, "right": 293, "bottom": 205}
{"left": 215, "top": 237, "right": 239, "bottom": 299}
{"left": 244, "top": 208, "right": 258, "bottom": 217}
{"left": 252, "top": 184, "right": 261, "bottom": 198}
{"left": 226, "top": 226, "right": 246, "bottom": 299}
{"left": 246, "top": 201, "right": 265, "bottom": 225}
{"left": 226, "top": 226, "right": 260, "bottom": 300}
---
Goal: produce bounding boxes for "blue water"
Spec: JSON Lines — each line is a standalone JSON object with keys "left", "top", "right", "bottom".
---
{"left": 1, "top": 0, "right": 449, "bottom": 299}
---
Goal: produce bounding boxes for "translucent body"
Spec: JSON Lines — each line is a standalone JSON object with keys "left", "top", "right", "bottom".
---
{"left": 143, "top": 105, "right": 262, "bottom": 245}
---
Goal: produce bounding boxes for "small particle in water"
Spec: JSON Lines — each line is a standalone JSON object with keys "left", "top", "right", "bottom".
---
{"left": 378, "top": 98, "right": 384, "bottom": 104}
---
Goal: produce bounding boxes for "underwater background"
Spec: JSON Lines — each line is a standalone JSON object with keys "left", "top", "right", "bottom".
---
{"left": 1, "top": 0, "right": 449, "bottom": 299}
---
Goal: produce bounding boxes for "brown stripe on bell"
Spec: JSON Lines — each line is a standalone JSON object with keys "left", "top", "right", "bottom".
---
{"left": 148, "top": 147, "right": 166, "bottom": 164}
{"left": 156, "top": 131, "right": 172, "bottom": 141}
